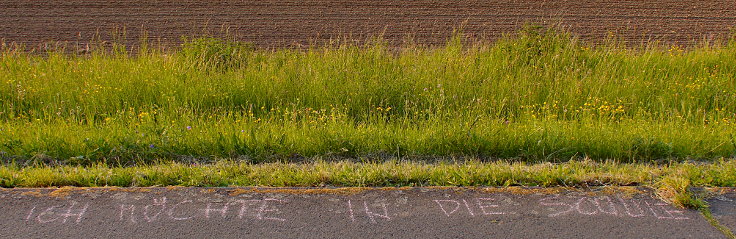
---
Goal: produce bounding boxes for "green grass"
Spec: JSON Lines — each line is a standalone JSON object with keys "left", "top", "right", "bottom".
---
{"left": 2, "top": 158, "right": 735, "bottom": 208}
{"left": 1, "top": 27, "right": 736, "bottom": 165}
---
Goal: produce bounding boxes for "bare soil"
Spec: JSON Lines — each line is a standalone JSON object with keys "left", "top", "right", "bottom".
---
{"left": 1, "top": 0, "right": 735, "bottom": 50}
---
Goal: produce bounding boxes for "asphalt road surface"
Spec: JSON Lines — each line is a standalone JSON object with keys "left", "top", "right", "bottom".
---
{"left": 709, "top": 190, "right": 736, "bottom": 236}
{"left": 0, "top": 187, "right": 731, "bottom": 239}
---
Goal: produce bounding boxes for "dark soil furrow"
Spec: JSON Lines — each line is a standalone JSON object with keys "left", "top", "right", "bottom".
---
{"left": 1, "top": 0, "right": 735, "bottom": 50}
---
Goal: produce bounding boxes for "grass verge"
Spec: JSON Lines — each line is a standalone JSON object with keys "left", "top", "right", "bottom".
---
{"left": 2, "top": 158, "right": 735, "bottom": 209}
{"left": 1, "top": 26, "right": 736, "bottom": 164}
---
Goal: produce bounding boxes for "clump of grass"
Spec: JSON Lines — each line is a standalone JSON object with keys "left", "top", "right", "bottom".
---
{"left": 179, "top": 37, "right": 254, "bottom": 71}
{"left": 1, "top": 26, "right": 735, "bottom": 164}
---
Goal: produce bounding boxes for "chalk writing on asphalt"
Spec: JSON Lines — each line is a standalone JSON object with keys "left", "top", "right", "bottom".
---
{"left": 25, "top": 201, "right": 89, "bottom": 224}
{"left": 538, "top": 195, "right": 689, "bottom": 220}
{"left": 118, "top": 197, "right": 287, "bottom": 223}
{"left": 21, "top": 194, "right": 689, "bottom": 225}
{"left": 347, "top": 199, "right": 391, "bottom": 224}
{"left": 432, "top": 195, "right": 688, "bottom": 220}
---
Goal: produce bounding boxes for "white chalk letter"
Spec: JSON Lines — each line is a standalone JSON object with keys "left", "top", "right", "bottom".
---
{"left": 36, "top": 206, "right": 59, "bottom": 223}
{"left": 664, "top": 207, "right": 689, "bottom": 220}
{"left": 540, "top": 195, "right": 574, "bottom": 217}
{"left": 168, "top": 200, "right": 194, "bottom": 221}
{"left": 618, "top": 197, "right": 645, "bottom": 218}
{"left": 363, "top": 201, "right": 391, "bottom": 224}
{"left": 575, "top": 197, "right": 599, "bottom": 215}
{"left": 463, "top": 199, "right": 475, "bottom": 217}
{"left": 434, "top": 200, "right": 461, "bottom": 217}
{"left": 60, "top": 202, "right": 89, "bottom": 223}
{"left": 595, "top": 196, "right": 618, "bottom": 215}
{"left": 119, "top": 204, "right": 136, "bottom": 223}
{"left": 25, "top": 207, "right": 36, "bottom": 222}
{"left": 234, "top": 200, "right": 261, "bottom": 219}
{"left": 348, "top": 200, "right": 356, "bottom": 222}
{"left": 144, "top": 197, "right": 167, "bottom": 222}
{"left": 256, "top": 199, "right": 286, "bottom": 221}
{"left": 477, "top": 198, "right": 506, "bottom": 215}
{"left": 203, "top": 202, "right": 229, "bottom": 219}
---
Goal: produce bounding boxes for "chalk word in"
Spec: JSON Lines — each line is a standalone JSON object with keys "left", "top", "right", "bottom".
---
{"left": 347, "top": 200, "right": 391, "bottom": 224}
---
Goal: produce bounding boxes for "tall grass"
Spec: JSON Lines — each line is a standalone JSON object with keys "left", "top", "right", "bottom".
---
{"left": 1, "top": 27, "right": 735, "bottom": 165}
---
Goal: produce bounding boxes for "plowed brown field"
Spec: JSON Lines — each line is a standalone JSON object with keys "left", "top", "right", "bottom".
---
{"left": 1, "top": 0, "right": 735, "bottom": 50}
